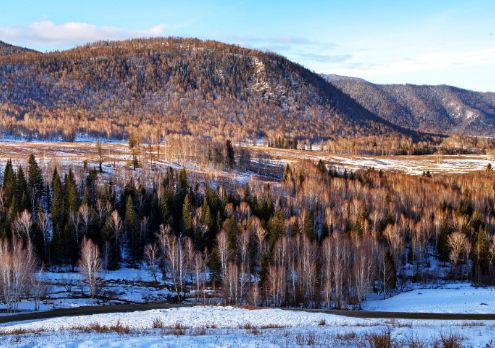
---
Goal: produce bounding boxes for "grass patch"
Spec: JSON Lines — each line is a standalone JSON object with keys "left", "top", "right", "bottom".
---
{"left": 72, "top": 320, "right": 131, "bottom": 334}
{"left": 433, "top": 332, "right": 464, "bottom": 348}
{"left": 366, "top": 328, "right": 393, "bottom": 348}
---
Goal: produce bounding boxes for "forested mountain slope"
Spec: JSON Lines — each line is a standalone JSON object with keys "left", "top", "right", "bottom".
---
{"left": 0, "top": 40, "right": 36, "bottom": 56}
{"left": 0, "top": 38, "right": 416, "bottom": 141}
{"left": 325, "top": 74, "right": 495, "bottom": 136}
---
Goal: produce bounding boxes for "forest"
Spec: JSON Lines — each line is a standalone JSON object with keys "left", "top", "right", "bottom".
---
{"left": 1, "top": 147, "right": 495, "bottom": 311}
{"left": 0, "top": 37, "right": 417, "bottom": 148}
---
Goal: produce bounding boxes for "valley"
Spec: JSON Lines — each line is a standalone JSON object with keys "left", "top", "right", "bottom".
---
{"left": 0, "top": 3, "right": 494, "bottom": 346}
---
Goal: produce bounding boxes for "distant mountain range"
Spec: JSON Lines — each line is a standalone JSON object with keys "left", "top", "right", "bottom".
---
{"left": 0, "top": 38, "right": 491, "bottom": 142}
{"left": 324, "top": 74, "right": 495, "bottom": 136}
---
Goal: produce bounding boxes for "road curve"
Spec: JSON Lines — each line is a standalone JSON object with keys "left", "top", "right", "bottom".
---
{"left": 1, "top": 303, "right": 495, "bottom": 324}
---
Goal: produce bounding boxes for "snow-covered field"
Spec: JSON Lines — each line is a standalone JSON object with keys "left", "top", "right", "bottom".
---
{"left": 0, "top": 141, "right": 491, "bottom": 179}
{"left": 251, "top": 146, "right": 494, "bottom": 175}
{"left": 365, "top": 283, "right": 495, "bottom": 314}
{"left": 1, "top": 306, "right": 494, "bottom": 347}
{"left": 2, "top": 277, "right": 495, "bottom": 346}
{"left": 0, "top": 267, "right": 175, "bottom": 315}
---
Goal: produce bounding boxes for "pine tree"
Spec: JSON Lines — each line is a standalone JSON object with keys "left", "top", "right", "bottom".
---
{"left": 125, "top": 195, "right": 141, "bottom": 260}
{"left": 178, "top": 168, "right": 188, "bottom": 196}
{"left": 65, "top": 169, "right": 79, "bottom": 213}
{"left": 50, "top": 169, "right": 65, "bottom": 264}
{"left": 226, "top": 140, "right": 235, "bottom": 168}
{"left": 27, "top": 154, "right": 44, "bottom": 211}
{"left": 101, "top": 215, "right": 120, "bottom": 269}
{"left": 224, "top": 216, "right": 239, "bottom": 256}
{"left": 472, "top": 228, "right": 489, "bottom": 283}
{"left": 160, "top": 186, "right": 174, "bottom": 226}
{"left": 202, "top": 198, "right": 215, "bottom": 248}
{"left": 3, "top": 160, "right": 15, "bottom": 207}
{"left": 268, "top": 210, "right": 285, "bottom": 249}
{"left": 182, "top": 193, "right": 193, "bottom": 237}
{"left": 14, "top": 166, "right": 29, "bottom": 212}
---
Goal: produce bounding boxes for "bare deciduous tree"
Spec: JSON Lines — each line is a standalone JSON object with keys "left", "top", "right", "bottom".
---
{"left": 157, "top": 224, "right": 185, "bottom": 298}
{"left": 144, "top": 243, "right": 160, "bottom": 282}
{"left": 12, "top": 210, "right": 32, "bottom": 241}
{"left": 78, "top": 238, "right": 102, "bottom": 298}
{"left": 37, "top": 209, "right": 49, "bottom": 257}
{"left": 78, "top": 203, "right": 91, "bottom": 236}
{"left": 448, "top": 232, "right": 471, "bottom": 276}
{"left": 0, "top": 239, "right": 37, "bottom": 311}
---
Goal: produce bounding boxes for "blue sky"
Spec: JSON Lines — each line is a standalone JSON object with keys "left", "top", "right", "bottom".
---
{"left": 0, "top": 0, "right": 494, "bottom": 91}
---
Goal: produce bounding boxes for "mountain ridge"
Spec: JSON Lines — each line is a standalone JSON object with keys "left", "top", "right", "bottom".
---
{"left": 323, "top": 74, "right": 495, "bottom": 136}
{"left": 0, "top": 37, "right": 419, "bottom": 141}
{"left": 0, "top": 40, "right": 37, "bottom": 56}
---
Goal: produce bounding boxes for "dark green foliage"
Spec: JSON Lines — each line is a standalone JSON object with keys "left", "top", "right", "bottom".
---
{"left": 125, "top": 195, "right": 142, "bottom": 260}
{"left": 437, "top": 220, "right": 454, "bottom": 262}
{"left": 303, "top": 210, "right": 314, "bottom": 240}
{"left": 14, "top": 166, "right": 28, "bottom": 212}
{"left": 101, "top": 214, "right": 120, "bottom": 270}
{"left": 268, "top": 210, "right": 285, "bottom": 248}
{"left": 225, "top": 140, "right": 235, "bottom": 168}
{"left": 223, "top": 216, "right": 239, "bottom": 256}
{"left": 181, "top": 193, "right": 193, "bottom": 237}
{"left": 315, "top": 159, "right": 326, "bottom": 174}
{"left": 64, "top": 169, "right": 79, "bottom": 213}
{"left": 27, "top": 154, "right": 44, "bottom": 209}
{"left": 3, "top": 160, "right": 15, "bottom": 206}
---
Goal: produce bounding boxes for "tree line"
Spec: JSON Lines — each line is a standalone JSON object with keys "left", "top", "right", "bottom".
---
{"left": 1, "top": 155, "right": 495, "bottom": 310}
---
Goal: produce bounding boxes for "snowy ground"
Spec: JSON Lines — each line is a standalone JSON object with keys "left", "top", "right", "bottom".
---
{"left": 364, "top": 283, "right": 495, "bottom": 314}
{"left": 1, "top": 306, "right": 494, "bottom": 347}
{"left": 0, "top": 267, "right": 175, "bottom": 315}
{"left": 249, "top": 146, "right": 494, "bottom": 175}
{"left": 0, "top": 141, "right": 491, "bottom": 179}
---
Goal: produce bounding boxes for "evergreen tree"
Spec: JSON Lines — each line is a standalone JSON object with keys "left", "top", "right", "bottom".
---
{"left": 160, "top": 186, "right": 174, "bottom": 226}
{"left": 14, "top": 166, "right": 29, "bottom": 212}
{"left": 27, "top": 154, "right": 44, "bottom": 210}
{"left": 178, "top": 168, "right": 188, "bottom": 196}
{"left": 182, "top": 193, "right": 193, "bottom": 237}
{"left": 102, "top": 215, "right": 120, "bottom": 269}
{"left": 303, "top": 210, "right": 314, "bottom": 240}
{"left": 224, "top": 216, "right": 239, "bottom": 256}
{"left": 226, "top": 140, "right": 235, "bottom": 168}
{"left": 290, "top": 219, "right": 301, "bottom": 237}
{"left": 472, "top": 228, "right": 489, "bottom": 283}
{"left": 64, "top": 169, "right": 79, "bottom": 213}
{"left": 202, "top": 198, "right": 215, "bottom": 248}
{"left": 50, "top": 169, "right": 65, "bottom": 264}
{"left": 268, "top": 209, "right": 285, "bottom": 249}
{"left": 3, "top": 160, "right": 15, "bottom": 207}
{"left": 125, "top": 195, "right": 141, "bottom": 260}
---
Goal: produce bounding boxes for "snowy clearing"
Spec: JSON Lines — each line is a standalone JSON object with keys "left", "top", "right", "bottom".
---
{"left": 0, "top": 141, "right": 491, "bottom": 178}
{"left": 364, "top": 283, "right": 495, "bottom": 314}
{"left": 1, "top": 306, "right": 495, "bottom": 347}
{"left": 0, "top": 267, "right": 175, "bottom": 315}
{"left": 250, "top": 146, "right": 495, "bottom": 175}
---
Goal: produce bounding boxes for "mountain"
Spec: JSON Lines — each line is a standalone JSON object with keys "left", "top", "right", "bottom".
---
{"left": 0, "top": 40, "right": 36, "bottom": 56}
{"left": 0, "top": 38, "right": 417, "bottom": 141}
{"left": 324, "top": 74, "right": 495, "bottom": 136}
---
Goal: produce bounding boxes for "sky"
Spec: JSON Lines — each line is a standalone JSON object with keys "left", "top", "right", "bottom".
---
{"left": 0, "top": 0, "right": 494, "bottom": 91}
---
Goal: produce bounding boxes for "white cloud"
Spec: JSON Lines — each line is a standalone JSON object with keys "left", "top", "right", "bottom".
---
{"left": 0, "top": 21, "right": 167, "bottom": 48}
{"left": 335, "top": 47, "right": 495, "bottom": 78}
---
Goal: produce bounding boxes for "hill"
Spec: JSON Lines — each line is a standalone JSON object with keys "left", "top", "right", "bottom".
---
{"left": 0, "top": 38, "right": 416, "bottom": 142}
{"left": 0, "top": 40, "right": 36, "bottom": 56}
{"left": 324, "top": 74, "right": 495, "bottom": 136}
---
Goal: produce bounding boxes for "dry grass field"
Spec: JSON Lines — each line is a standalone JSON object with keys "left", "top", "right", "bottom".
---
{"left": 0, "top": 141, "right": 492, "bottom": 177}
